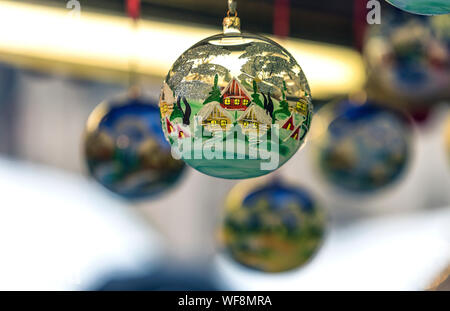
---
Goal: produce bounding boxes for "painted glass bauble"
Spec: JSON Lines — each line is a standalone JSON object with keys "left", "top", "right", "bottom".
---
{"left": 84, "top": 94, "right": 185, "bottom": 199}
{"left": 386, "top": 0, "right": 450, "bottom": 16}
{"left": 314, "top": 99, "right": 413, "bottom": 193}
{"left": 364, "top": 12, "right": 449, "bottom": 106}
{"left": 219, "top": 178, "right": 326, "bottom": 273}
{"left": 159, "top": 30, "right": 312, "bottom": 179}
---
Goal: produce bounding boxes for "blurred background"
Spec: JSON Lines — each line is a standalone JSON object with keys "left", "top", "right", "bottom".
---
{"left": 0, "top": 0, "right": 448, "bottom": 290}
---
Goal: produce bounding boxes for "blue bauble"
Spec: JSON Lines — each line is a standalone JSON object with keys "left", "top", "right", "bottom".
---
{"left": 315, "top": 99, "right": 413, "bottom": 193}
{"left": 220, "top": 179, "right": 326, "bottom": 273}
{"left": 84, "top": 94, "right": 185, "bottom": 199}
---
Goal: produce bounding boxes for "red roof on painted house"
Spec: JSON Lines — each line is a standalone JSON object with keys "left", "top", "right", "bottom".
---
{"left": 282, "top": 116, "right": 295, "bottom": 130}
{"left": 166, "top": 118, "right": 174, "bottom": 134}
{"left": 221, "top": 77, "right": 251, "bottom": 99}
{"left": 290, "top": 125, "right": 301, "bottom": 140}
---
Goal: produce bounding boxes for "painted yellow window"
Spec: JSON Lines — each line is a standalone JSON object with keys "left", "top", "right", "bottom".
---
{"left": 211, "top": 120, "right": 217, "bottom": 125}
{"left": 243, "top": 99, "right": 249, "bottom": 106}
{"left": 225, "top": 98, "right": 231, "bottom": 105}
{"left": 243, "top": 121, "right": 248, "bottom": 127}
{"left": 252, "top": 123, "right": 258, "bottom": 129}
{"left": 160, "top": 103, "right": 168, "bottom": 114}
{"left": 220, "top": 119, "right": 227, "bottom": 127}
{"left": 234, "top": 99, "right": 240, "bottom": 105}
{"left": 296, "top": 102, "right": 307, "bottom": 112}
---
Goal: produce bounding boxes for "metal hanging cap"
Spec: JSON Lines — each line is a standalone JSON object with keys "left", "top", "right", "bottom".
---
{"left": 224, "top": 0, "right": 240, "bottom": 34}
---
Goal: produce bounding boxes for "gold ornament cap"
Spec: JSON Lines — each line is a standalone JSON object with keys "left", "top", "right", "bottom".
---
{"left": 223, "top": 0, "right": 240, "bottom": 34}
{"left": 223, "top": 16, "right": 241, "bottom": 34}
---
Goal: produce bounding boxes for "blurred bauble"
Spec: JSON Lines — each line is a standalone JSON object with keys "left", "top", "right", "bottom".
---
{"left": 84, "top": 93, "right": 185, "bottom": 199}
{"left": 314, "top": 98, "right": 413, "bottom": 193}
{"left": 220, "top": 178, "right": 326, "bottom": 273}
{"left": 95, "top": 265, "right": 220, "bottom": 291}
{"left": 0, "top": 64, "right": 16, "bottom": 104}
{"left": 159, "top": 27, "right": 313, "bottom": 179}
{"left": 428, "top": 264, "right": 450, "bottom": 291}
{"left": 364, "top": 12, "right": 449, "bottom": 107}
{"left": 386, "top": 0, "right": 450, "bottom": 16}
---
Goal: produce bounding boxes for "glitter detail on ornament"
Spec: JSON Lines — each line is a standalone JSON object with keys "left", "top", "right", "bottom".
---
{"left": 219, "top": 178, "right": 326, "bottom": 273}
{"left": 84, "top": 94, "right": 185, "bottom": 199}
{"left": 160, "top": 14, "right": 313, "bottom": 179}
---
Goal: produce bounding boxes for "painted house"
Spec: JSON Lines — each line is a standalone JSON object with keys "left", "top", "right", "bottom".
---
{"left": 281, "top": 116, "right": 295, "bottom": 131}
{"left": 290, "top": 97, "right": 309, "bottom": 117}
{"left": 197, "top": 101, "right": 234, "bottom": 132}
{"left": 165, "top": 118, "right": 175, "bottom": 135}
{"left": 160, "top": 83, "right": 175, "bottom": 118}
{"left": 177, "top": 124, "right": 190, "bottom": 139}
{"left": 237, "top": 104, "right": 272, "bottom": 134}
{"left": 290, "top": 125, "right": 302, "bottom": 140}
{"left": 221, "top": 77, "right": 252, "bottom": 111}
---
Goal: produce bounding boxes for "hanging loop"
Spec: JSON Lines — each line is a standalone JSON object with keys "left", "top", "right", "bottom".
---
{"left": 228, "top": 0, "right": 237, "bottom": 15}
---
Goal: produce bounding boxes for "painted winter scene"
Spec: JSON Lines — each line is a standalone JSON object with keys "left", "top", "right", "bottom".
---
{"left": 159, "top": 38, "right": 313, "bottom": 179}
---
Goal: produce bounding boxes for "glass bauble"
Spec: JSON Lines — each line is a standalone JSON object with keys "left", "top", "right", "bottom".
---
{"left": 84, "top": 94, "right": 185, "bottom": 199}
{"left": 159, "top": 32, "right": 312, "bottom": 179}
{"left": 219, "top": 178, "right": 326, "bottom": 273}
{"left": 314, "top": 99, "right": 413, "bottom": 193}
{"left": 386, "top": 0, "right": 450, "bottom": 16}
{"left": 364, "top": 12, "right": 449, "bottom": 106}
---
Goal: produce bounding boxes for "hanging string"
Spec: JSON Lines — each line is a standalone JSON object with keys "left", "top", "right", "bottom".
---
{"left": 273, "top": 0, "right": 291, "bottom": 38}
{"left": 126, "top": 0, "right": 141, "bottom": 93}
{"left": 353, "top": 0, "right": 368, "bottom": 52}
{"left": 228, "top": 0, "right": 237, "bottom": 16}
{"left": 127, "top": 0, "right": 141, "bottom": 21}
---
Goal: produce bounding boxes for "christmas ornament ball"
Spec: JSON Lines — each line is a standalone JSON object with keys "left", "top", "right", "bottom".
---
{"left": 220, "top": 179, "right": 326, "bottom": 273}
{"left": 84, "top": 93, "right": 185, "bottom": 199}
{"left": 159, "top": 31, "right": 313, "bottom": 179}
{"left": 315, "top": 99, "right": 413, "bottom": 193}
{"left": 364, "top": 12, "right": 449, "bottom": 105}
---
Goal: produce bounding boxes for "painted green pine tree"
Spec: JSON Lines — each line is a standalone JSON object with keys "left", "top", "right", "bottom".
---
{"left": 251, "top": 80, "right": 264, "bottom": 109}
{"left": 203, "top": 74, "right": 222, "bottom": 105}
{"left": 170, "top": 100, "right": 184, "bottom": 121}
{"left": 274, "top": 81, "right": 290, "bottom": 120}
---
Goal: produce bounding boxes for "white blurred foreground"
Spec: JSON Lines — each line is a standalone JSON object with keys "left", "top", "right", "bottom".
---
{"left": 0, "top": 158, "right": 163, "bottom": 290}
